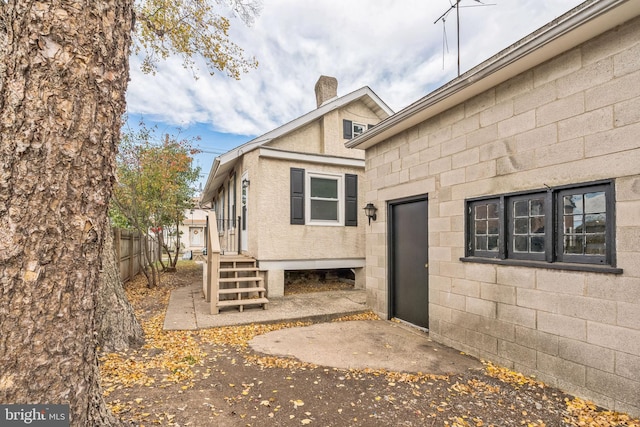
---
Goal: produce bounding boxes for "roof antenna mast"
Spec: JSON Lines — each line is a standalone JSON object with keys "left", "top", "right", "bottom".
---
{"left": 434, "top": 0, "right": 496, "bottom": 77}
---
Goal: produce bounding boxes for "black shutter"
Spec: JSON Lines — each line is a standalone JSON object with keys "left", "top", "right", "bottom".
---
{"left": 343, "top": 120, "right": 353, "bottom": 139}
{"left": 290, "top": 168, "right": 305, "bottom": 224}
{"left": 345, "top": 174, "right": 358, "bottom": 227}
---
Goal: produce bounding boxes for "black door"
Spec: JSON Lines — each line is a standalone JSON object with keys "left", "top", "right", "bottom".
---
{"left": 389, "top": 197, "right": 429, "bottom": 329}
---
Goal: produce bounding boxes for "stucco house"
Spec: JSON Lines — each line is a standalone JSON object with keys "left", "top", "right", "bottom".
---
{"left": 200, "top": 76, "right": 393, "bottom": 299}
{"left": 178, "top": 206, "right": 207, "bottom": 256}
{"left": 347, "top": 0, "right": 640, "bottom": 416}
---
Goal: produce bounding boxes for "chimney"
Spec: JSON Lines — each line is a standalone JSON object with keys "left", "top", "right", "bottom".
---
{"left": 314, "top": 75, "right": 338, "bottom": 107}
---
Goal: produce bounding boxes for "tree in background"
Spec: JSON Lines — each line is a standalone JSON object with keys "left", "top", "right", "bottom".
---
{"left": 111, "top": 123, "right": 201, "bottom": 287}
{"left": 135, "top": 0, "right": 260, "bottom": 76}
{"left": 0, "top": 0, "right": 260, "bottom": 424}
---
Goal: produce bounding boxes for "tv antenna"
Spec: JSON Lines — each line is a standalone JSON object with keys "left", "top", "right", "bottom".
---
{"left": 434, "top": 0, "right": 496, "bottom": 76}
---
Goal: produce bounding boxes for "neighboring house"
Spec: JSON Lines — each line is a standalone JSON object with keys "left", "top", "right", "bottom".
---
{"left": 347, "top": 0, "right": 640, "bottom": 417}
{"left": 178, "top": 206, "right": 208, "bottom": 255}
{"left": 200, "top": 76, "right": 393, "bottom": 297}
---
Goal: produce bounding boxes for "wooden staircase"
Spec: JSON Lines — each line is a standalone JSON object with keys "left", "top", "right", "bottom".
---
{"left": 217, "top": 255, "right": 268, "bottom": 312}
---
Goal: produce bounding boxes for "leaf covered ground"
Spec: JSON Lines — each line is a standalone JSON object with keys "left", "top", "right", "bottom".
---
{"left": 100, "top": 262, "right": 640, "bottom": 427}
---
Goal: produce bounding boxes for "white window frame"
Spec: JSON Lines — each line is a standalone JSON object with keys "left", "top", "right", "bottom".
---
{"left": 352, "top": 122, "right": 366, "bottom": 138}
{"left": 305, "top": 172, "right": 344, "bottom": 226}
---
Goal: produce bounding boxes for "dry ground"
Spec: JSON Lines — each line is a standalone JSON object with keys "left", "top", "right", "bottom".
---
{"left": 99, "top": 262, "right": 640, "bottom": 427}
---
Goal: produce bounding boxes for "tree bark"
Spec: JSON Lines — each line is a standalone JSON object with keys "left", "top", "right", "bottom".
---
{"left": 96, "top": 222, "right": 144, "bottom": 353}
{"left": 141, "top": 234, "right": 159, "bottom": 287}
{"left": 0, "top": 1, "right": 133, "bottom": 426}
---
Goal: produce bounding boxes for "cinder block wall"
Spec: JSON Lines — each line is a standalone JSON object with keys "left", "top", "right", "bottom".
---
{"left": 364, "top": 16, "right": 640, "bottom": 415}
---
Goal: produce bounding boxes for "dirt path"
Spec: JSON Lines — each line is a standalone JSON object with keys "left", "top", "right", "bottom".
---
{"left": 100, "top": 262, "right": 640, "bottom": 427}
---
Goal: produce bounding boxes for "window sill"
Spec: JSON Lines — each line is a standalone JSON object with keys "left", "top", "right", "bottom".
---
{"left": 306, "top": 222, "right": 345, "bottom": 227}
{"left": 459, "top": 257, "right": 623, "bottom": 275}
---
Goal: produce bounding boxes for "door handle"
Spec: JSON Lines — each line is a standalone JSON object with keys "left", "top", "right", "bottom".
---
{"left": 424, "top": 263, "right": 429, "bottom": 268}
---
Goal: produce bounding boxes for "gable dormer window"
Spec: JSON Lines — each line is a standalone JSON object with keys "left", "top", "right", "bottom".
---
{"left": 352, "top": 122, "right": 366, "bottom": 138}
{"left": 343, "top": 120, "right": 373, "bottom": 139}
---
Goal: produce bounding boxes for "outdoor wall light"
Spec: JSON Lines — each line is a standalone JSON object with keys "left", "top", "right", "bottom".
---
{"left": 363, "top": 203, "right": 378, "bottom": 225}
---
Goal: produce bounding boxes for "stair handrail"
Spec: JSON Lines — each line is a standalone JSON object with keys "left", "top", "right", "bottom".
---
{"left": 204, "top": 211, "right": 221, "bottom": 314}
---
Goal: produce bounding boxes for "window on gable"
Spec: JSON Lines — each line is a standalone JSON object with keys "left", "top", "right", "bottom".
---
{"left": 466, "top": 181, "right": 615, "bottom": 267}
{"left": 352, "top": 122, "right": 366, "bottom": 138}
{"left": 343, "top": 120, "right": 372, "bottom": 139}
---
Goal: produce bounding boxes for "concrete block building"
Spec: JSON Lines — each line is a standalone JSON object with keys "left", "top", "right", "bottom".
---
{"left": 347, "top": 0, "right": 640, "bottom": 416}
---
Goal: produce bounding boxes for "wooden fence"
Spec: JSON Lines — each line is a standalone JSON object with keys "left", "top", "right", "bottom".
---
{"left": 113, "top": 228, "right": 158, "bottom": 283}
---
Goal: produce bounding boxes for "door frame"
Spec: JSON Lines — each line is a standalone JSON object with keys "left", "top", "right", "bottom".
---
{"left": 387, "top": 194, "right": 429, "bottom": 329}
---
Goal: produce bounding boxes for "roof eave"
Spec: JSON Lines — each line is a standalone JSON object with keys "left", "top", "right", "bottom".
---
{"left": 199, "top": 157, "right": 221, "bottom": 204}
{"left": 347, "top": 0, "right": 639, "bottom": 150}
{"left": 201, "top": 86, "right": 395, "bottom": 200}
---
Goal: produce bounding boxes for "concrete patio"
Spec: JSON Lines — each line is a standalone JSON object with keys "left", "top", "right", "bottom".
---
{"left": 163, "top": 282, "right": 369, "bottom": 330}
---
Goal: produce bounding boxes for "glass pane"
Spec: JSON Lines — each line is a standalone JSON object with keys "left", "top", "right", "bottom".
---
{"left": 530, "top": 236, "right": 545, "bottom": 253}
{"left": 585, "top": 214, "right": 606, "bottom": 233}
{"left": 514, "top": 218, "right": 528, "bottom": 234}
{"left": 310, "top": 200, "right": 338, "bottom": 220}
{"left": 487, "top": 236, "right": 499, "bottom": 251}
{"left": 564, "top": 235, "right": 584, "bottom": 254}
{"left": 584, "top": 192, "right": 605, "bottom": 214}
{"left": 513, "top": 236, "right": 528, "bottom": 252}
{"left": 487, "top": 219, "right": 499, "bottom": 235}
{"left": 586, "top": 234, "right": 606, "bottom": 255}
{"left": 514, "top": 200, "right": 528, "bottom": 217}
{"left": 476, "top": 236, "right": 487, "bottom": 251}
{"left": 310, "top": 178, "right": 337, "bottom": 198}
{"left": 563, "top": 195, "right": 583, "bottom": 215}
{"left": 530, "top": 199, "right": 545, "bottom": 216}
{"left": 353, "top": 123, "right": 366, "bottom": 136}
{"left": 564, "top": 215, "right": 583, "bottom": 234}
{"left": 530, "top": 217, "right": 545, "bottom": 234}
{"left": 473, "top": 201, "right": 499, "bottom": 253}
{"left": 475, "top": 205, "right": 487, "bottom": 220}
{"left": 487, "top": 203, "right": 499, "bottom": 219}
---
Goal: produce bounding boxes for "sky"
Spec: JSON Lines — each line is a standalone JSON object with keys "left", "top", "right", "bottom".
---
{"left": 124, "top": 0, "right": 585, "bottom": 191}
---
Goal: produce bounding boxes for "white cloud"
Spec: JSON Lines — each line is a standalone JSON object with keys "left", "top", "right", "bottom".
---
{"left": 126, "top": 0, "right": 584, "bottom": 137}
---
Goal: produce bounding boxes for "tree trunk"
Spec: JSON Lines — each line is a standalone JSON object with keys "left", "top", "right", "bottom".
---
{"left": 156, "top": 230, "right": 168, "bottom": 271}
{"left": 0, "top": 1, "right": 133, "bottom": 426}
{"left": 171, "top": 215, "right": 181, "bottom": 269}
{"left": 141, "top": 234, "right": 159, "bottom": 287}
{"left": 96, "top": 222, "right": 145, "bottom": 353}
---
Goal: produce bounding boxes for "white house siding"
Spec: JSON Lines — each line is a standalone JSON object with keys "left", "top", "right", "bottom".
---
{"left": 256, "top": 155, "right": 365, "bottom": 261}
{"left": 210, "top": 110, "right": 370, "bottom": 296}
{"left": 178, "top": 208, "right": 208, "bottom": 253}
{"left": 268, "top": 118, "right": 324, "bottom": 155}
{"left": 364, "top": 16, "right": 640, "bottom": 416}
